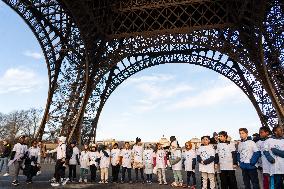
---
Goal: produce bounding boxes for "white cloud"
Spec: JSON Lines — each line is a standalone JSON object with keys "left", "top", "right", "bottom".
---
{"left": 0, "top": 68, "right": 47, "bottom": 94}
{"left": 127, "top": 74, "right": 194, "bottom": 112}
{"left": 23, "top": 50, "right": 43, "bottom": 60}
{"left": 171, "top": 82, "right": 244, "bottom": 110}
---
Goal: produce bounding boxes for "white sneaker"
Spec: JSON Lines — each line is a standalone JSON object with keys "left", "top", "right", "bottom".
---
{"left": 79, "top": 178, "right": 83, "bottom": 183}
{"left": 36, "top": 171, "right": 41, "bottom": 176}
{"left": 50, "top": 177, "right": 56, "bottom": 183}
{"left": 62, "top": 178, "right": 69, "bottom": 185}
{"left": 51, "top": 182, "right": 60, "bottom": 187}
{"left": 99, "top": 181, "right": 104, "bottom": 184}
{"left": 105, "top": 180, "right": 108, "bottom": 184}
{"left": 3, "top": 173, "right": 9, "bottom": 176}
{"left": 84, "top": 179, "right": 87, "bottom": 183}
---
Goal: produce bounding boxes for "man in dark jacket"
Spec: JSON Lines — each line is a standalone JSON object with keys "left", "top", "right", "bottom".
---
{"left": 0, "top": 139, "right": 11, "bottom": 176}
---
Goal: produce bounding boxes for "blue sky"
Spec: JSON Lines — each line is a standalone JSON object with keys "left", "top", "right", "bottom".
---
{"left": 0, "top": 1, "right": 261, "bottom": 144}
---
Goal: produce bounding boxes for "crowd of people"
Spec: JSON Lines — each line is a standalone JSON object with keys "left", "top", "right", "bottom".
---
{"left": 0, "top": 125, "right": 284, "bottom": 189}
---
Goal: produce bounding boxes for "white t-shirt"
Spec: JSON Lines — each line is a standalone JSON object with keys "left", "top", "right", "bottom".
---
{"left": 80, "top": 151, "right": 90, "bottom": 169}
{"left": 155, "top": 149, "right": 167, "bottom": 169}
{"left": 238, "top": 140, "right": 258, "bottom": 164}
{"left": 120, "top": 149, "right": 132, "bottom": 168}
{"left": 257, "top": 139, "right": 270, "bottom": 174}
{"left": 12, "top": 143, "right": 27, "bottom": 161}
{"left": 197, "top": 145, "right": 215, "bottom": 173}
{"left": 216, "top": 142, "right": 236, "bottom": 170}
{"left": 132, "top": 145, "right": 144, "bottom": 163}
{"left": 89, "top": 151, "right": 100, "bottom": 166}
{"left": 49, "top": 143, "right": 66, "bottom": 160}
{"left": 264, "top": 137, "right": 284, "bottom": 175}
{"left": 182, "top": 149, "right": 196, "bottom": 172}
{"left": 143, "top": 149, "right": 154, "bottom": 165}
{"left": 99, "top": 149, "right": 110, "bottom": 168}
{"left": 28, "top": 147, "right": 40, "bottom": 164}
{"left": 110, "top": 149, "right": 121, "bottom": 166}
{"left": 170, "top": 149, "right": 182, "bottom": 170}
{"left": 69, "top": 146, "right": 80, "bottom": 165}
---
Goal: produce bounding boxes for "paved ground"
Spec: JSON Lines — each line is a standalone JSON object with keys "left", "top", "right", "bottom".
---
{"left": 0, "top": 163, "right": 251, "bottom": 189}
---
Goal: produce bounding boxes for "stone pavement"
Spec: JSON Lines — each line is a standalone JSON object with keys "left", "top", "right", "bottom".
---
{"left": 0, "top": 164, "right": 249, "bottom": 189}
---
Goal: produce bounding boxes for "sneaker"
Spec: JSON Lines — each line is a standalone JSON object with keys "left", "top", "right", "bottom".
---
{"left": 79, "top": 178, "right": 83, "bottom": 183}
{"left": 12, "top": 180, "right": 19, "bottom": 186}
{"left": 159, "top": 182, "right": 163, "bottom": 185}
{"left": 84, "top": 179, "right": 87, "bottom": 183}
{"left": 50, "top": 177, "right": 56, "bottom": 183}
{"left": 51, "top": 182, "right": 60, "bottom": 187}
{"left": 3, "top": 173, "right": 9, "bottom": 176}
{"left": 105, "top": 180, "right": 108, "bottom": 184}
{"left": 36, "top": 171, "right": 41, "bottom": 176}
{"left": 99, "top": 181, "right": 104, "bottom": 184}
{"left": 26, "top": 181, "right": 33, "bottom": 184}
{"left": 164, "top": 182, "right": 168, "bottom": 185}
{"left": 171, "top": 182, "right": 178, "bottom": 187}
{"left": 62, "top": 178, "right": 69, "bottom": 185}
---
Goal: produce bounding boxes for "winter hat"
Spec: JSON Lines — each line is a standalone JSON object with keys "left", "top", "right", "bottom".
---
{"left": 70, "top": 140, "right": 77, "bottom": 145}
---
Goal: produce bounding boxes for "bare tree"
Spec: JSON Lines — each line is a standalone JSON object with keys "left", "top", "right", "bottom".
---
{"left": 0, "top": 108, "right": 43, "bottom": 143}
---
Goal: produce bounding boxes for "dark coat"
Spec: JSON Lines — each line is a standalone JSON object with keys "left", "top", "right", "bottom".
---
{"left": 0, "top": 143, "right": 11, "bottom": 158}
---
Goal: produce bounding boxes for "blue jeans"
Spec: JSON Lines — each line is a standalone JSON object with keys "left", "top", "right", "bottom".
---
{"left": 0, "top": 157, "right": 9, "bottom": 173}
{"left": 273, "top": 174, "right": 284, "bottom": 189}
{"left": 242, "top": 169, "right": 260, "bottom": 189}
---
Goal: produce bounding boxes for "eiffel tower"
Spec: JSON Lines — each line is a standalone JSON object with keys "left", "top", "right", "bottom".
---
{"left": 2, "top": 0, "right": 284, "bottom": 143}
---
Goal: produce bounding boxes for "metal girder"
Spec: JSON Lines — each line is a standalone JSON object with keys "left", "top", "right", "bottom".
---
{"left": 84, "top": 48, "right": 277, "bottom": 141}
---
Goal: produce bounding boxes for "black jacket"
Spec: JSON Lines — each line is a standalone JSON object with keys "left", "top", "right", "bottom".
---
{"left": 0, "top": 143, "right": 11, "bottom": 158}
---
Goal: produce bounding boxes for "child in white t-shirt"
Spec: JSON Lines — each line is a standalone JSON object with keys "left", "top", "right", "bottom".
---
{"left": 79, "top": 144, "right": 90, "bottom": 183}
{"left": 24, "top": 140, "right": 40, "bottom": 184}
{"left": 10, "top": 136, "right": 27, "bottom": 186}
{"left": 197, "top": 136, "right": 216, "bottom": 189}
{"left": 110, "top": 143, "right": 121, "bottom": 183}
{"left": 99, "top": 145, "right": 110, "bottom": 184}
{"left": 170, "top": 140, "right": 183, "bottom": 187}
{"left": 182, "top": 141, "right": 196, "bottom": 189}
{"left": 143, "top": 144, "right": 154, "bottom": 183}
{"left": 67, "top": 140, "right": 80, "bottom": 182}
{"left": 153, "top": 143, "right": 167, "bottom": 185}
{"left": 238, "top": 128, "right": 260, "bottom": 189}
{"left": 46, "top": 136, "right": 67, "bottom": 187}
{"left": 263, "top": 125, "right": 284, "bottom": 189}
{"left": 256, "top": 126, "right": 271, "bottom": 189}
{"left": 120, "top": 142, "right": 133, "bottom": 183}
{"left": 215, "top": 131, "right": 237, "bottom": 189}
{"left": 132, "top": 137, "right": 144, "bottom": 183}
{"left": 89, "top": 144, "right": 100, "bottom": 182}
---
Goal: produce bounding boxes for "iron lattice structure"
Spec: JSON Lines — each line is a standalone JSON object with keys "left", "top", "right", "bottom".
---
{"left": 2, "top": 0, "right": 284, "bottom": 142}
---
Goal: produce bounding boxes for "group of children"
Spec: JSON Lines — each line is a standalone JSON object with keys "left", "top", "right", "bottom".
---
{"left": 6, "top": 136, "right": 41, "bottom": 186}
{"left": 3, "top": 124, "right": 284, "bottom": 189}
